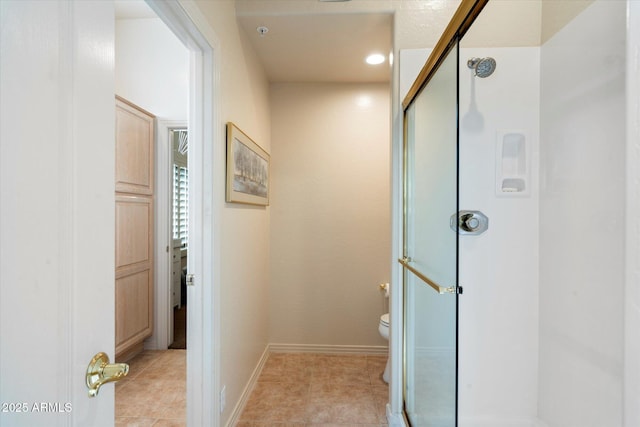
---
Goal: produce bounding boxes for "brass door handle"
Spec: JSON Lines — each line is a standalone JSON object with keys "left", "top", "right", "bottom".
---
{"left": 86, "top": 352, "right": 129, "bottom": 397}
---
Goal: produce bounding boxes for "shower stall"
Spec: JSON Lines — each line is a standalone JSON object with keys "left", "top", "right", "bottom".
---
{"left": 398, "top": 0, "right": 632, "bottom": 426}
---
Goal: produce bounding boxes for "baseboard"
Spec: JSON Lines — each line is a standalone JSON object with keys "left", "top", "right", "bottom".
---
{"left": 224, "top": 345, "right": 271, "bottom": 427}
{"left": 269, "top": 343, "right": 388, "bottom": 355}
{"left": 117, "top": 341, "right": 145, "bottom": 362}
{"left": 143, "top": 335, "right": 160, "bottom": 351}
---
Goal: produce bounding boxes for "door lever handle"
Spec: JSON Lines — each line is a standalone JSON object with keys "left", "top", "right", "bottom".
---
{"left": 86, "top": 352, "right": 129, "bottom": 397}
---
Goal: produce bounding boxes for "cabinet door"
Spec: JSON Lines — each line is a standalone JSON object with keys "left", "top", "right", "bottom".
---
{"left": 115, "top": 96, "right": 154, "bottom": 195}
{"left": 115, "top": 195, "right": 154, "bottom": 357}
{"left": 114, "top": 96, "right": 155, "bottom": 359}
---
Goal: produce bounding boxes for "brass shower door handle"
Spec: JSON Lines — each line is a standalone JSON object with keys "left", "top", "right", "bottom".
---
{"left": 86, "top": 352, "right": 129, "bottom": 397}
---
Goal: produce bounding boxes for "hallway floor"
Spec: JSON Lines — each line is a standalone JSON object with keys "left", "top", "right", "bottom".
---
{"left": 237, "top": 352, "right": 389, "bottom": 426}
{"left": 115, "top": 350, "right": 186, "bottom": 427}
{"left": 114, "top": 350, "right": 389, "bottom": 426}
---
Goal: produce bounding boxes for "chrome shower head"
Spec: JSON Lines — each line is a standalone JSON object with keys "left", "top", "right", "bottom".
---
{"left": 467, "top": 57, "right": 496, "bottom": 78}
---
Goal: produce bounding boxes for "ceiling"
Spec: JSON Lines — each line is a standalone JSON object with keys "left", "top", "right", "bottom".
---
{"left": 236, "top": 12, "right": 393, "bottom": 83}
{"left": 115, "top": 0, "right": 393, "bottom": 84}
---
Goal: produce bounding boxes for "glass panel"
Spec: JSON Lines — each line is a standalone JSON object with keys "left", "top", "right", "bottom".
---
{"left": 403, "top": 43, "right": 458, "bottom": 427}
{"left": 404, "top": 51, "right": 458, "bottom": 288}
{"left": 404, "top": 270, "right": 457, "bottom": 426}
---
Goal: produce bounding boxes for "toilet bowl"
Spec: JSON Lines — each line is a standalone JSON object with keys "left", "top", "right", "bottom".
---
{"left": 379, "top": 313, "right": 390, "bottom": 383}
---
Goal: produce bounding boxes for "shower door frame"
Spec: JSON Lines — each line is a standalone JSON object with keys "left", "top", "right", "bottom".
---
{"left": 401, "top": 0, "right": 487, "bottom": 112}
{"left": 400, "top": 0, "right": 487, "bottom": 425}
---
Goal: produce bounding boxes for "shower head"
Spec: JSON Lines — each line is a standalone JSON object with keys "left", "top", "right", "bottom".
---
{"left": 467, "top": 57, "right": 496, "bottom": 78}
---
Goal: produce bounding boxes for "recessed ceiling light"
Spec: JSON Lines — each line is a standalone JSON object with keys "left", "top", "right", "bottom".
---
{"left": 366, "top": 53, "right": 386, "bottom": 65}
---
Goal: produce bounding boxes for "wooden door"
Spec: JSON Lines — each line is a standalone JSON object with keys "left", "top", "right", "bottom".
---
{"left": 115, "top": 96, "right": 155, "bottom": 360}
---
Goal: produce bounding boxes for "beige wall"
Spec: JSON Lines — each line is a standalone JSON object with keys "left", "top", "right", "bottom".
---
{"left": 541, "top": 0, "right": 594, "bottom": 43}
{"left": 269, "top": 83, "right": 391, "bottom": 347}
{"left": 393, "top": 1, "right": 461, "bottom": 50}
{"left": 192, "top": 1, "right": 271, "bottom": 424}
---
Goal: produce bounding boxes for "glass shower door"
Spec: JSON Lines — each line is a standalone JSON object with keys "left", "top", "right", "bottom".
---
{"left": 402, "top": 43, "right": 459, "bottom": 426}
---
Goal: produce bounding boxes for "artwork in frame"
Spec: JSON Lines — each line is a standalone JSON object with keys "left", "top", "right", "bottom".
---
{"left": 226, "top": 122, "right": 270, "bottom": 206}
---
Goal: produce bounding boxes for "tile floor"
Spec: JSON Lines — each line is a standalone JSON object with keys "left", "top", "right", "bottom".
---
{"left": 115, "top": 350, "right": 186, "bottom": 427}
{"left": 114, "top": 350, "right": 389, "bottom": 427}
{"left": 237, "top": 352, "right": 389, "bottom": 426}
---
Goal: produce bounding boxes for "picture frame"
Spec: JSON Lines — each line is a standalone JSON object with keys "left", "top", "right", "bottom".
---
{"left": 225, "top": 122, "right": 270, "bottom": 206}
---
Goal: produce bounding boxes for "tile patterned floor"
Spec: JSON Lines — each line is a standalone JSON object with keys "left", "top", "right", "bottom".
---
{"left": 114, "top": 350, "right": 389, "bottom": 427}
{"left": 115, "top": 350, "right": 186, "bottom": 427}
{"left": 237, "top": 352, "right": 389, "bottom": 426}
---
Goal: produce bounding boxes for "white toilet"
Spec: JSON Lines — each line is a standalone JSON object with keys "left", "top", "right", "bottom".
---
{"left": 378, "top": 313, "right": 390, "bottom": 383}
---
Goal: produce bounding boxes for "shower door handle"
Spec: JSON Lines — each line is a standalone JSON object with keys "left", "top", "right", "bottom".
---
{"left": 451, "top": 210, "right": 489, "bottom": 235}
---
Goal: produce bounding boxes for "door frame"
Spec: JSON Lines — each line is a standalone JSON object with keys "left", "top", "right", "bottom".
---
{"left": 146, "top": 1, "right": 221, "bottom": 425}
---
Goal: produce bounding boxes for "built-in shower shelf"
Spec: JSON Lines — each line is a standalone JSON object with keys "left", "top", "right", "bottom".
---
{"left": 496, "top": 130, "right": 529, "bottom": 196}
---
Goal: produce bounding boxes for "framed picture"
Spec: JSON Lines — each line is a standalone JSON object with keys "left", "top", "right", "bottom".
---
{"left": 226, "top": 122, "right": 270, "bottom": 206}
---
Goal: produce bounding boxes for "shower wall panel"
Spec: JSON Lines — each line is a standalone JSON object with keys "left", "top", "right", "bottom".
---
{"left": 457, "top": 47, "right": 541, "bottom": 427}
{"left": 538, "top": 1, "right": 626, "bottom": 426}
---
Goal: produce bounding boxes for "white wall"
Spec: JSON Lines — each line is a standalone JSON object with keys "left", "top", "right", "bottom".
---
{"left": 459, "top": 2, "right": 626, "bottom": 425}
{"left": 269, "top": 83, "right": 391, "bottom": 348}
{"left": 115, "top": 18, "right": 188, "bottom": 120}
{"left": 538, "top": 1, "right": 626, "bottom": 425}
{"left": 458, "top": 47, "right": 541, "bottom": 427}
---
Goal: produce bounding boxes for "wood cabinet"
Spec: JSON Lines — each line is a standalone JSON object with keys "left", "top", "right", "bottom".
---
{"left": 115, "top": 96, "right": 155, "bottom": 360}
{"left": 115, "top": 97, "right": 154, "bottom": 195}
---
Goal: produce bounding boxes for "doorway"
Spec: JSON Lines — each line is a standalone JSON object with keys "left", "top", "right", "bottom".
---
{"left": 114, "top": 3, "right": 190, "bottom": 425}
{"left": 115, "top": 0, "right": 219, "bottom": 424}
{"left": 114, "top": 0, "right": 189, "bottom": 346}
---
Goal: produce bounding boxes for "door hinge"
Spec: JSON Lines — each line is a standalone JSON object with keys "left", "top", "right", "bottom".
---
{"left": 186, "top": 274, "right": 195, "bottom": 287}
